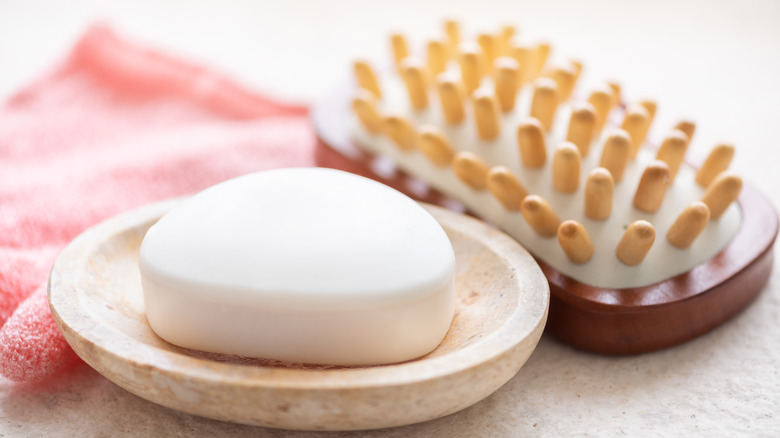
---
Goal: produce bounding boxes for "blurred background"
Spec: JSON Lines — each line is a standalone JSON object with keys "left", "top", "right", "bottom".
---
{"left": 2, "top": 0, "right": 779, "bottom": 189}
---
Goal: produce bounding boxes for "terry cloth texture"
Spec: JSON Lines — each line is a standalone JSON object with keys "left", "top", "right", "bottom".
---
{"left": 0, "top": 24, "right": 314, "bottom": 381}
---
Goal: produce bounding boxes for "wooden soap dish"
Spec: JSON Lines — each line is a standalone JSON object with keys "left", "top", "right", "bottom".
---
{"left": 48, "top": 199, "right": 549, "bottom": 431}
{"left": 312, "top": 83, "right": 779, "bottom": 355}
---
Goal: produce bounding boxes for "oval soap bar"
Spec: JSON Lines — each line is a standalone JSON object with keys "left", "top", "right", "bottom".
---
{"left": 139, "top": 168, "right": 456, "bottom": 365}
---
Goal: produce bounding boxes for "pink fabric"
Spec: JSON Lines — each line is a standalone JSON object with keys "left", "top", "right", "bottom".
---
{"left": 0, "top": 25, "right": 314, "bottom": 381}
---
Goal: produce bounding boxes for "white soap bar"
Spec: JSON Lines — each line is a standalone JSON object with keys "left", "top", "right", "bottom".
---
{"left": 139, "top": 168, "right": 456, "bottom": 365}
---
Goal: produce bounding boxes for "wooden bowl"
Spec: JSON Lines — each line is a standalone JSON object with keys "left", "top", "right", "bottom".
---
{"left": 48, "top": 199, "right": 549, "bottom": 431}
{"left": 311, "top": 82, "right": 779, "bottom": 355}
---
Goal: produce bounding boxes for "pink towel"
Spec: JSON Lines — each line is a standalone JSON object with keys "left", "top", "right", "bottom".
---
{"left": 0, "top": 25, "right": 314, "bottom": 382}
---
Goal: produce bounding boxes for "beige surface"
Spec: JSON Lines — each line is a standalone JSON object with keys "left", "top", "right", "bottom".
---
{"left": 2, "top": 0, "right": 779, "bottom": 436}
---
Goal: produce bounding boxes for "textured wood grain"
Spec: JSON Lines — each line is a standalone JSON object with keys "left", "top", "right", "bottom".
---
{"left": 48, "top": 199, "right": 549, "bottom": 430}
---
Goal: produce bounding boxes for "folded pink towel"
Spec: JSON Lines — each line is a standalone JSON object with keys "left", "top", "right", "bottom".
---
{"left": 0, "top": 25, "right": 314, "bottom": 382}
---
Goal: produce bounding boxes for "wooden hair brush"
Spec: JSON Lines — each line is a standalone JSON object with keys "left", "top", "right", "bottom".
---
{"left": 313, "top": 20, "right": 778, "bottom": 354}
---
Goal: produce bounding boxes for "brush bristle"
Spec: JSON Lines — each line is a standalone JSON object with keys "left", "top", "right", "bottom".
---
{"left": 350, "top": 20, "right": 742, "bottom": 270}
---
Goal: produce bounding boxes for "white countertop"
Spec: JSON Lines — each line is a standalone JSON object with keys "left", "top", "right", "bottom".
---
{"left": 2, "top": 0, "right": 779, "bottom": 436}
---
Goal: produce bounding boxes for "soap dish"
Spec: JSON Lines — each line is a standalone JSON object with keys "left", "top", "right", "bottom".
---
{"left": 48, "top": 198, "right": 548, "bottom": 431}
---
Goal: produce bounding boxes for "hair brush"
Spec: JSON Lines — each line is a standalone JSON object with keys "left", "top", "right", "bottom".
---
{"left": 313, "top": 20, "right": 778, "bottom": 354}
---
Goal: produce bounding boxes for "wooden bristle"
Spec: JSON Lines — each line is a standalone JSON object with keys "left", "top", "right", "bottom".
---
{"left": 359, "top": 25, "right": 747, "bottom": 273}
{"left": 566, "top": 102, "right": 597, "bottom": 156}
{"left": 383, "top": 115, "right": 417, "bottom": 151}
{"left": 701, "top": 172, "right": 742, "bottom": 219}
{"left": 400, "top": 58, "right": 429, "bottom": 110}
{"left": 453, "top": 151, "right": 489, "bottom": 190}
{"left": 599, "top": 129, "right": 632, "bottom": 182}
{"left": 606, "top": 80, "right": 621, "bottom": 108}
{"left": 352, "top": 90, "right": 383, "bottom": 134}
{"left": 487, "top": 166, "right": 528, "bottom": 211}
{"left": 477, "top": 33, "right": 499, "bottom": 74}
{"left": 436, "top": 73, "right": 466, "bottom": 125}
{"left": 588, "top": 85, "right": 613, "bottom": 134}
{"left": 499, "top": 25, "right": 516, "bottom": 56}
{"left": 494, "top": 57, "right": 520, "bottom": 112}
{"left": 530, "top": 78, "right": 559, "bottom": 132}
{"left": 510, "top": 43, "right": 535, "bottom": 86}
{"left": 638, "top": 99, "right": 657, "bottom": 125}
{"left": 353, "top": 60, "right": 382, "bottom": 99}
{"left": 458, "top": 42, "right": 486, "bottom": 96}
{"left": 667, "top": 202, "right": 710, "bottom": 248}
{"left": 500, "top": 25, "right": 516, "bottom": 42}
{"left": 535, "top": 42, "right": 551, "bottom": 79}
{"left": 616, "top": 220, "right": 655, "bottom": 266}
{"left": 675, "top": 120, "right": 696, "bottom": 143}
{"left": 390, "top": 33, "right": 409, "bottom": 73}
{"left": 521, "top": 195, "right": 561, "bottom": 237}
{"left": 473, "top": 88, "right": 501, "bottom": 141}
{"left": 570, "top": 60, "right": 583, "bottom": 83}
{"left": 517, "top": 118, "right": 547, "bottom": 168}
{"left": 637, "top": 100, "right": 656, "bottom": 146}
{"left": 695, "top": 143, "right": 735, "bottom": 187}
{"left": 656, "top": 130, "right": 689, "bottom": 180}
{"left": 551, "top": 65, "right": 577, "bottom": 102}
{"left": 553, "top": 142, "right": 582, "bottom": 193}
{"left": 584, "top": 167, "right": 614, "bottom": 220}
{"left": 444, "top": 19, "right": 461, "bottom": 57}
{"left": 633, "top": 160, "right": 672, "bottom": 213}
{"left": 558, "top": 220, "right": 594, "bottom": 264}
{"left": 427, "top": 39, "right": 448, "bottom": 78}
{"left": 418, "top": 126, "right": 455, "bottom": 167}
{"left": 621, "top": 104, "right": 650, "bottom": 158}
